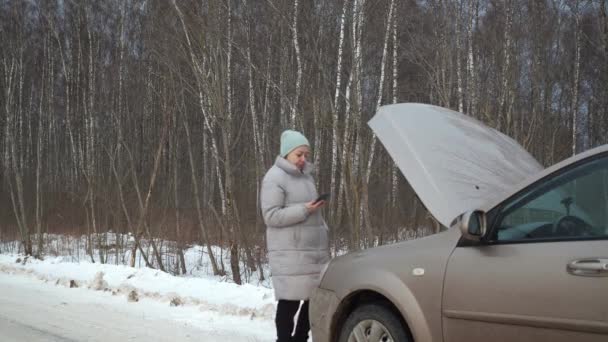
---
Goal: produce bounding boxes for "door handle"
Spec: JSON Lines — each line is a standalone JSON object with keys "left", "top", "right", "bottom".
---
{"left": 567, "top": 258, "right": 608, "bottom": 277}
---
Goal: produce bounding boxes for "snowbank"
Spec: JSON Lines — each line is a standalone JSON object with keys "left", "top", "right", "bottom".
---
{"left": 0, "top": 254, "right": 276, "bottom": 320}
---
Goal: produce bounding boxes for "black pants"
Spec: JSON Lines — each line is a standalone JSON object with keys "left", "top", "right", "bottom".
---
{"left": 275, "top": 300, "right": 310, "bottom": 342}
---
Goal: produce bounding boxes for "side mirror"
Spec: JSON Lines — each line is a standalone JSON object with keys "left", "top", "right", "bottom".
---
{"left": 459, "top": 210, "right": 487, "bottom": 241}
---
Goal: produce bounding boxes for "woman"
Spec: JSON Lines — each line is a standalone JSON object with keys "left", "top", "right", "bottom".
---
{"left": 260, "top": 129, "right": 330, "bottom": 342}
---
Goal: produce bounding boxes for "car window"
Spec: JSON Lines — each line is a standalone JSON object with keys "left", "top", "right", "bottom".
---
{"left": 493, "top": 155, "right": 608, "bottom": 242}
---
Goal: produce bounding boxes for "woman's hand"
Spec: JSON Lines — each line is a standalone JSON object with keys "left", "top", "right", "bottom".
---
{"left": 305, "top": 200, "right": 326, "bottom": 213}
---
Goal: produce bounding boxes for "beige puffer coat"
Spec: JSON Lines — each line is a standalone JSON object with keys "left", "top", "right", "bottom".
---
{"left": 260, "top": 156, "right": 330, "bottom": 300}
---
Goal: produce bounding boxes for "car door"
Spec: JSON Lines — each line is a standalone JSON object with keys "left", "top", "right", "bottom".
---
{"left": 442, "top": 154, "right": 608, "bottom": 342}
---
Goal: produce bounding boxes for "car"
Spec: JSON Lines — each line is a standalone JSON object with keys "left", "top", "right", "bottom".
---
{"left": 309, "top": 103, "right": 608, "bottom": 342}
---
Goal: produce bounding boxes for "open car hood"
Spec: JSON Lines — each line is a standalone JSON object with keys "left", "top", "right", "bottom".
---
{"left": 368, "top": 103, "right": 544, "bottom": 227}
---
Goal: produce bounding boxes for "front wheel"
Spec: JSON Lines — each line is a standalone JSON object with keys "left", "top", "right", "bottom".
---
{"left": 338, "top": 303, "right": 411, "bottom": 342}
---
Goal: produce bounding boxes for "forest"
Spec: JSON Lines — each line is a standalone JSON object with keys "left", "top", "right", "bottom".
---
{"left": 1, "top": 0, "right": 606, "bottom": 283}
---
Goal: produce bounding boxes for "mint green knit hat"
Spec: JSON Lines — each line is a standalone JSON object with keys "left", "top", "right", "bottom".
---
{"left": 280, "top": 130, "right": 310, "bottom": 157}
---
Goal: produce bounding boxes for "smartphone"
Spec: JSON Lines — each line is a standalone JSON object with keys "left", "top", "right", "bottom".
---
{"left": 314, "top": 193, "right": 330, "bottom": 204}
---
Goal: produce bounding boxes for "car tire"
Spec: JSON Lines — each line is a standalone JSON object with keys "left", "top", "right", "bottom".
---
{"left": 338, "top": 302, "right": 411, "bottom": 342}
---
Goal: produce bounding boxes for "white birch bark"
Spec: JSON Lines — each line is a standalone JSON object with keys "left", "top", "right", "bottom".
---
{"left": 499, "top": 0, "right": 513, "bottom": 132}
{"left": 77, "top": 23, "right": 85, "bottom": 175}
{"left": 172, "top": 124, "right": 187, "bottom": 275}
{"left": 220, "top": 1, "right": 243, "bottom": 285}
{"left": 3, "top": 54, "right": 31, "bottom": 255}
{"left": 173, "top": 2, "right": 226, "bottom": 214}
{"left": 390, "top": 2, "right": 399, "bottom": 207}
{"left": 364, "top": 0, "right": 395, "bottom": 185}
{"left": 279, "top": 46, "right": 286, "bottom": 129}
{"left": 85, "top": 17, "right": 102, "bottom": 263}
{"left": 312, "top": 18, "right": 323, "bottom": 172}
{"left": 262, "top": 40, "right": 272, "bottom": 164}
{"left": 466, "top": 0, "right": 478, "bottom": 116}
{"left": 35, "top": 42, "right": 46, "bottom": 256}
{"left": 291, "top": 0, "right": 302, "bottom": 129}
{"left": 330, "top": 0, "right": 350, "bottom": 216}
{"left": 431, "top": 0, "right": 451, "bottom": 107}
{"left": 602, "top": 0, "right": 608, "bottom": 140}
{"left": 352, "top": 0, "right": 365, "bottom": 178}
{"left": 118, "top": 0, "right": 126, "bottom": 145}
{"left": 247, "top": 34, "right": 264, "bottom": 170}
{"left": 361, "top": 0, "right": 395, "bottom": 245}
{"left": 336, "top": 72, "right": 354, "bottom": 226}
{"left": 455, "top": 2, "right": 464, "bottom": 113}
{"left": 226, "top": 0, "right": 233, "bottom": 149}
{"left": 246, "top": 25, "right": 266, "bottom": 261}
{"left": 50, "top": 18, "right": 79, "bottom": 187}
{"left": 572, "top": 0, "right": 582, "bottom": 155}
{"left": 313, "top": 81, "right": 323, "bottom": 185}
{"left": 172, "top": 0, "right": 222, "bottom": 275}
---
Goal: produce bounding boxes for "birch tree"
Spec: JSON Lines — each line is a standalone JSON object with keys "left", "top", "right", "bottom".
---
{"left": 390, "top": 0, "right": 399, "bottom": 208}
{"left": 3, "top": 46, "right": 32, "bottom": 256}
{"left": 466, "top": 0, "right": 479, "bottom": 116}
{"left": 2, "top": 0, "right": 606, "bottom": 269}
{"left": 498, "top": 0, "right": 514, "bottom": 134}
{"left": 456, "top": 1, "right": 465, "bottom": 113}
{"left": 361, "top": 0, "right": 395, "bottom": 247}
{"left": 291, "top": 0, "right": 302, "bottom": 129}
{"left": 330, "top": 0, "right": 350, "bottom": 218}
{"left": 172, "top": 0, "right": 223, "bottom": 276}
{"left": 571, "top": 0, "right": 582, "bottom": 155}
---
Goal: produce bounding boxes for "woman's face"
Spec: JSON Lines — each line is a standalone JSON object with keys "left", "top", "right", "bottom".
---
{"left": 286, "top": 146, "right": 311, "bottom": 170}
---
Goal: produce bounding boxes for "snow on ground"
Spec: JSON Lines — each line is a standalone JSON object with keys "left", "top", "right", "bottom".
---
{"left": 0, "top": 234, "right": 275, "bottom": 287}
{"left": 0, "top": 272, "right": 276, "bottom": 341}
{"left": 0, "top": 252, "right": 278, "bottom": 341}
{"left": 0, "top": 253, "right": 276, "bottom": 318}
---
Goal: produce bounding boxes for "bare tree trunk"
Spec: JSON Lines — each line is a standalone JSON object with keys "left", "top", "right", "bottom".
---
{"left": 50, "top": 17, "right": 79, "bottom": 189}
{"left": 527, "top": 0, "right": 543, "bottom": 154}
{"left": 124, "top": 97, "right": 170, "bottom": 270}
{"left": 360, "top": 0, "right": 395, "bottom": 248}
{"left": 35, "top": 41, "right": 46, "bottom": 257}
{"left": 455, "top": 1, "right": 464, "bottom": 113}
{"left": 245, "top": 20, "right": 266, "bottom": 281}
{"left": 223, "top": 0, "right": 243, "bottom": 285}
{"left": 330, "top": 0, "right": 350, "bottom": 219}
{"left": 601, "top": 0, "right": 608, "bottom": 142}
{"left": 431, "top": 0, "right": 452, "bottom": 107}
{"left": 262, "top": 39, "right": 273, "bottom": 166}
{"left": 466, "top": 0, "right": 478, "bottom": 116}
{"left": 336, "top": 71, "right": 354, "bottom": 233}
{"left": 279, "top": 44, "right": 287, "bottom": 129}
{"left": 84, "top": 19, "right": 104, "bottom": 264}
{"left": 352, "top": 0, "right": 365, "bottom": 180}
{"left": 117, "top": 0, "right": 126, "bottom": 150}
{"left": 390, "top": 7, "right": 399, "bottom": 208}
{"left": 3, "top": 53, "right": 32, "bottom": 256}
{"left": 247, "top": 34, "right": 265, "bottom": 173}
{"left": 121, "top": 144, "right": 153, "bottom": 269}
{"left": 291, "top": 0, "right": 302, "bottom": 129}
{"left": 172, "top": 1, "right": 227, "bottom": 219}
{"left": 170, "top": 103, "right": 186, "bottom": 275}
{"left": 180, "top": 103, "right": 223, "bottom": 276}
{"left": 109, "top": 147, "right": 137, "bottom": 264}
{"left": 351, "top": 0, "right": 366, "bottom": 250}
{"left": 499, "top": 0, "right": 514, "bottom": 133}
{"left": 571, "top": 0, "right": 582, "bottom": 155}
